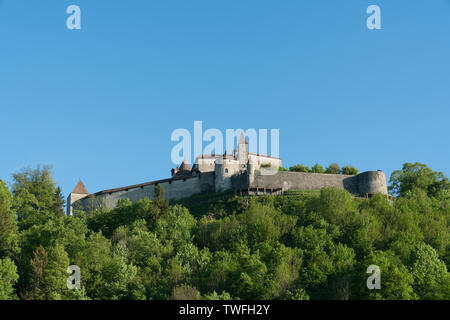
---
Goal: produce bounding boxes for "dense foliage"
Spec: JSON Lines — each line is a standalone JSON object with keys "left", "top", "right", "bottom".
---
{"left": 288, "top": 163, "right": 358, "bottom": 175}
{"left": 0, "top": 163, "right": 448, "bottom": 300}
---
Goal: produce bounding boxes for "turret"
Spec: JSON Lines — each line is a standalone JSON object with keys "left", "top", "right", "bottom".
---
{"left": 238, "top": 133, "right": 249, "bottom": 165}
{"left": 67, "top": 180, "right": 89, "bottom": 216}
{"left": 172, "top": 160, "right": 192, "bottom": 177}
{"left": 214, "top": 152, "right": 241, "bottom": 193}
{"left": 357, "top": 171, "right": 388, "bottom": 196}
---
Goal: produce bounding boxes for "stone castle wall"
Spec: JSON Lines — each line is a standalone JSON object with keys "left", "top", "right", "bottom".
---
{"left": 69, "top": 133, "right": 389, "bottom": 214}
{"left": 72, "top": 169, "right": 387, "bottom": 214}
{"left": 74, "top": 172, "right": 215, "bottom": 213}
{"left": 245, "top": 170, "right": 387, "bottom": 196}
{"left": 249, "top": 171, "right": 359, "bottom": 194}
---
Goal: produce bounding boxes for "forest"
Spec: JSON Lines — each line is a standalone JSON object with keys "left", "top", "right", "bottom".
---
{"left": 0, "top": 162, "right": 448, "bottom": 300}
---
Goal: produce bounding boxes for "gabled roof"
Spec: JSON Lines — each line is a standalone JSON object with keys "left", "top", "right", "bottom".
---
{"left": 72, "top": 180, "right": 89, "bottom": 195}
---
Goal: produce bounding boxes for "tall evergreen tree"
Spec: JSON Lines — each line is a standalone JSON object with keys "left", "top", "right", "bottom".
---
{"left": 0, "top": 180, "right": 19, "bottom": 259}
{"left": 52, "top": 187, "right": 66, "bottom": 217}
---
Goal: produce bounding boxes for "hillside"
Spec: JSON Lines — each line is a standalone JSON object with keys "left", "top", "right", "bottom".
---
{"left": 0, "top": 163, "right": 449, "bottom": 300}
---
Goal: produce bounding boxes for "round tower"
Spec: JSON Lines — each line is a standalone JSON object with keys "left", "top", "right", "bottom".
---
{"left": 357, "top": 171, "right": 388, "bottom": 196}
{"left": 215, "top": 154, "right": 241, "bottom": 193}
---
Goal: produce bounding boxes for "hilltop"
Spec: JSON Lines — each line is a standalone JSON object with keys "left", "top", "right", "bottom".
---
{"left": 0, "top": 162, "right": 448, "bottom": 300}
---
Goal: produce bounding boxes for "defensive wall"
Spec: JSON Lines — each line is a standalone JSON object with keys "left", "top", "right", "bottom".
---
{"left": 243, "top": 170, "right": 388, "bottom": 196}
{"left": 70, "top": 169, "right": 388, "bottom": 215}
{"left": 68, "top": 133, "right": 388, "bottom": 215}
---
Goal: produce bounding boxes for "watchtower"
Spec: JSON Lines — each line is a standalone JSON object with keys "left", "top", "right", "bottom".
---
{"left": 67, "top": 180, "right": 89, "bottom": 216}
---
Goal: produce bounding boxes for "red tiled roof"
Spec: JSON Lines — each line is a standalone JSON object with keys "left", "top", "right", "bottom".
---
{"left": 72, "top": 180, "right": 89, "bottom": 194}
{"left": 179, "top": 160, "right": 191, "bottom": 171}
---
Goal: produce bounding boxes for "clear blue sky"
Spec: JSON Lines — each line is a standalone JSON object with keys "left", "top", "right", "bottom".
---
{"left": 0, "top": 0, "right": 449, "bottom": 202}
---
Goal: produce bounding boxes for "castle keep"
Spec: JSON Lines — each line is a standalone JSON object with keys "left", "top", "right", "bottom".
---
{"left": 67, "top": 134, "right": 388, "bottom": 215}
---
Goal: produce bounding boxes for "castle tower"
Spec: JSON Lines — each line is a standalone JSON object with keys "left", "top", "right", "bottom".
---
{"left": 172, "top": 160, "right": 192, "bottom": 177}
{"left": 67, "top": 180, "right": 89, "bottom": 216}
{"left": 214, "top": 151, "right": 243, "bottom": 193}
{"left": 179, "top": 160, "right": 191, "bottom": 172}
{"left": 238, "top": 133, "right": 249, "bottom": 165}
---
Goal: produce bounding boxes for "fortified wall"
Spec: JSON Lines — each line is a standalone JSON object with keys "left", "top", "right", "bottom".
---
{"left": 67, "top": 134, "right": 388, "bottom": 215}
{"left": 242, "top": 169, "right": 387, "bottom": 196}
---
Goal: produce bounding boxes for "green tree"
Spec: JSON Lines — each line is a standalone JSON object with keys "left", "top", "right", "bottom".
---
{"left": 0, "top": 180, "right": 19, "bottom": 259}
{"left": 172, "top": 285, "right": 200, "bottom": 300}
{"left": 0, "top": 257, "right": 19, "bottom": 300}
{"left": 389, "top": 162, "right": 449, "bottom": 198}
{"left": 27, "top": 245, "right": 48, "bottom": 299}
{"left": 27, "top": 244, "right": 70, "bottom": 300}
{"left": 155, "top": 205, "right": 196, "bottom": 247}
{"left": 74, "top": 232, "right": 112, "bottom": 299}
{"left": 289, "top": 164, "right": 310, "bottom": 173}
{"left": 341, "top": 166, "right": 359, "bottom": 175}
{"left": 154, "top": 184, "right": 170, "bottom": 217}
{"left": 310, "top": 164, "right": 325, "bottom": 174}
{"left": 12, "top": 166, "right": 62, "bottom": 229}
{"left": 52, "top": 187, "right": 66, "bottom": 217}
{"left": 284, "top": 288, "right": 309, "bottom": 300}
{"left": 325, "top": 163, "right": 340, "bottom": 174}
{"left": 99, "top": 245, "right": 145, "bottom": 300}
{"left": 409, "top": 243, "right": 450, "bottom": 299}
{"left": 203, "top": 290, "right": 233, "bottom": 300}
{"left": 358, "top": 251, "right": 416, "bottom": 300}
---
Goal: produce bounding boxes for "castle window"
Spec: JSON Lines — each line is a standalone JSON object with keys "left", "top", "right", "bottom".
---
{"left": 225, "top": 168, "right": 229, "bottom": 173}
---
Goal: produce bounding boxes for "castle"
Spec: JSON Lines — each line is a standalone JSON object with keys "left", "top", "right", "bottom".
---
{"left": 67, "top": 134, "right": 388, "bottom": 215}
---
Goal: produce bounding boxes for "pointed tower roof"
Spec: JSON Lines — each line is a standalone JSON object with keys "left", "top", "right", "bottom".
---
{"left": 239, "top": 133, "right": 248, "bottom": 145}
{"left": 179, "top": 160, "right": 191, "bottom": 171}
{"left": 72, "top": 180, "right": 89, "bottom": 195}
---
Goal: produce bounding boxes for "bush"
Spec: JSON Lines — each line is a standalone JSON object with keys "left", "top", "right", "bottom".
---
{"left": 325, "top": 163, "right": 340, "bottom": 174}
{"left": 310, "top": 164, "right": 325, "bottom": 174}
{"left": 341, "top": 166, "right": 359, "bottom": 175}
{"left": 289, "top": 164, "right": 310, "bottom": 173}
{"left": 172, "top": 285, "right": 201, "bottom": 300}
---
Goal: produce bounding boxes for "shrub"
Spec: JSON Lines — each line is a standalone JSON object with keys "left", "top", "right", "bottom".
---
{"left": 341, "top": 166, "right": 359, "bottom": 175}
{"left": 289, "top": 164, "right": 310, "bottom": 173}
{"left": 325, "top": 163, "right": 340, "bottom": 174}
{"left": 310, "top": 164, "right": 325, "bottom": 174}
{"left": 172, "top": 285, "right": 201, "bottom": 300}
